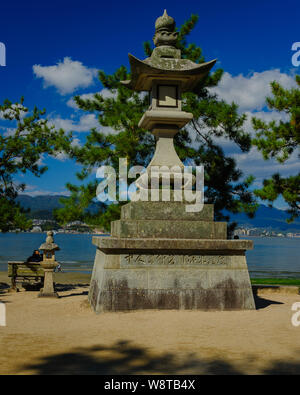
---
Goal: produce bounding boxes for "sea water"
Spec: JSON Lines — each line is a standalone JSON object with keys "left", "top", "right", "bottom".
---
{"left": 0, "top": 233, "right": 299, "bottom": 278}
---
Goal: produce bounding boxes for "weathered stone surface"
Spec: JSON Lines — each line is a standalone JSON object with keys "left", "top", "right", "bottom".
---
{"left": 120, "top": 254, "right": 247, "bottom": 269}
{"left": 88, "top": 250, "right": 255, "bottom": 312}
{"left": 139, "top": 109, "right": 193, "bottom": 129}
{"left": 121, "top": 202, "right": 214, "bottom": 221}
{"left": 92, "top": 236, "right": 253, "bottom": 254}
{"left": 121, "top": 254, "right": 228, "bottom": 267}
{"left": 111, "top": 219, "right": 227, "bottom": 239}
{"left": 122, "top": 55, "right": 217, "bottom": 93}
{"left": 121, "top": 10, "right": 216, "bottom": 93}
{"left": 38, "top": 230, "right": 59, "bottom": 298}
{"left": 88, "top": 11, "right": 255, "bottom": 313}
{"left": 38, "top": 269, "right": 58, "bottom": 298}
{"left": 93, "top": 287, "right": 254, "bottom": 312}
{"left": 88, "top": 247, "right": 255, "bottom": 312}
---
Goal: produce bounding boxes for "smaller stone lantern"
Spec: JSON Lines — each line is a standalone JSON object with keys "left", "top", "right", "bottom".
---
{"left": 38, "top": 231, "right": 59, "bottom": 298}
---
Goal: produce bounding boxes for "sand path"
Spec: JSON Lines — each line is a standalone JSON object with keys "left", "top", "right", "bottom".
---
{"left": 0, "top": 285, "right": 300, "bottom": 375}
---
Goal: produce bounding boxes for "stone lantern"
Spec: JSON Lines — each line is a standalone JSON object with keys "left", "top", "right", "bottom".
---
{"left": 121, "top": 9, "right": 216, "bottom": 192}
{"left": 38, "top": 231, "right": 59, "bottom": 298}
{"left": 88, "top": 11, "right": 255, "bottom": 312}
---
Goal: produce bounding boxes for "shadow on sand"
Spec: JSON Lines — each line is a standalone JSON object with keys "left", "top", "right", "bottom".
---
{"left": 0, "top": 282, "right": 9, "bottom": 291}
{"left": 55, "top": 283, "right": 89, "bottom": 291}
{"left": 253, "top": 294, "right": 284, "bottom": 310}
{"left": 20, "top": 282, "right": 89, "bottom": 293}
{"left": 54, "top": 283, "right": 89, "bottom": 298}
{"left": 0, "top": 282, "right": 10, "bottom": 300}
{"left": 19, "top": 340, "right": 300, "bottom": 375}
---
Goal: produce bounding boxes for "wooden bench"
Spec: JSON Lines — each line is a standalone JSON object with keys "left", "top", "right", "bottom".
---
{"left": 8, "top": 261, "right": 44, "bottom": 291}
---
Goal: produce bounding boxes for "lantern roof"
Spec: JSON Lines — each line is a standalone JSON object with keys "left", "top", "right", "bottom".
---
{"left": 122, "top": 55, "right": 216, "bottom": 92}
{"left": 39, "top": 231, "right": 60, "bottom": 252}
{"left": 121, "top": 10, "right": 216, "bottom": 92}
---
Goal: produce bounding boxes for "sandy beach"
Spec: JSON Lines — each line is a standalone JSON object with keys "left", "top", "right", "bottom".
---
{"left": 0, "top": 271, "right": 300, "bottom": 375}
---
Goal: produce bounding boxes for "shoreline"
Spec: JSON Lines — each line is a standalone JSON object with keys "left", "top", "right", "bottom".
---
{"left": 0, "top": 271, "right": 91, "bottom": 287}
{"left": 2, "top": 231, "right": 300, "bottom": 238}
{"left": 0, "top": 232, "right": 109, "bottom": 235}
{"left": 1, "top": 271, "right": 300, "bottom": 288}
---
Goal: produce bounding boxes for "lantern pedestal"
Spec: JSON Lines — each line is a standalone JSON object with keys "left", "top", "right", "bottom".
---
{"left": 38, "top": 266, "right": 59, "bottom": 298}
{"left": 38, "top": 231, "right": 60, "bottom": 298}
{"left": 89, "top": 202, "right": 255, "bottom": 312}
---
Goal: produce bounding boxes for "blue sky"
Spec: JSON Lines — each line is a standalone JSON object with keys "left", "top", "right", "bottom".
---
{"left": 0, "top": 0, "right": 299, "bottom": 208}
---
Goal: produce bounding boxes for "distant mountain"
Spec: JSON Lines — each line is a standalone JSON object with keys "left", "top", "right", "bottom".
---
{"left": 16, "top": 194, "right": 102, "bottom": 220}
{"left": 16, "top": 194, "right": 300, "bottom": 231}
{"left": 224, "top": 205, "right": 300, "bottom": 232}
{"left": 17, "top": 195, "right": 65, "bottom": 210}
{"left": 16, "top": 195, "right": 66, "bottom": 220}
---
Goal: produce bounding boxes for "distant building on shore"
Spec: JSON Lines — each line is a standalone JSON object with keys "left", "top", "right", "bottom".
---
{"left": 31, "top": 226, "right": 42, "bottom": 233}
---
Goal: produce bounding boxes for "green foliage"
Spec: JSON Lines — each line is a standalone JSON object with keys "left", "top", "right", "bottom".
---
{"left": 0, "top": 196, "right": 32, "bottom": 232}
{"left": 56, "top": 14, "right": 257, "bottom": 235}
{"left": 40, "top": 221, "right": 60, "bottom": 231}
{"left": 250, "top": 278, "right": 300, "bottom": 286}
{"left": 252, "top": 75, "right": 300, "bottom": 221}
{"left": 0, "top": 98, "right": 72, "bottom": 232}
{"left": 54, "top": 181, "right": 101, "bottom": 225}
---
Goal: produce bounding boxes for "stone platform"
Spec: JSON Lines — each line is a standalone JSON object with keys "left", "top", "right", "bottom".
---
{"left": 88, "top": 202, "right": 255, "bottom": 312}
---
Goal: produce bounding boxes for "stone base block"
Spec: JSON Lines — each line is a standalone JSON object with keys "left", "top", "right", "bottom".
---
{"left": 88, "top": 244, "right": 255, "bottom": 312}
{"left": 112, "top": 203, "right": 225, "bottom": 239}
{"left": 111, "top": 219, "right": 227, "bottom": 239}
{"left": 121, "top": 202, "right": 214, "bottom": 221}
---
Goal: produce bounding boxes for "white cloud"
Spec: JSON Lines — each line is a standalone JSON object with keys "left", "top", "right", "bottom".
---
{"left": 187, "top": 68, "right": 299, "bottom": 197}
{"left": 243, "top": 110, "right": 290, "bottom": 136}
{"left": 210, "top": 69, "right": 297, "bottom": 112}
{"left": 66, "top": 89, "right": 144, "bottom": 109}
{"left": 71, "top": 137, "right": 81, "bottom": 147}
{"left": 23, "top": 184, "right": 70, "bottom": 197}
{"left": 0, "top": 104, "right": 27, "bottom": 120}
{"left": 187, "top": 69, "right": 299, "bottom": 189}
{"left": 49, "top": 113, "right": 99, "bottom": 133}
{"left": 221, "top": 108, "right": 297, "bottom": 184}
{"left": 47, "top": 114, "right": 118, "bottom": 162}
{"left": 209, "top": 109, "right": 298, "bottom": 185}
{"left": 0, "top": 126, "right": 17, "bottom": 137}
{"left": 48, "top": 113, "right": 118, "bottom": 137}
{"left": 66, "top": 89, "right": 117, "bottom": 109}
{"left": 35, "top": 154, "right": 45, "bottom": 167}
{"left": 52, "top": 137, "right": 82, "bottom": 161}
{"left": 187, "top": 108, "right": 290, "bottom": 152}
{"left": 100, "top": 126, "right": 118, "bottom": 135}
{"left": 232, "top": 148, "right": 299, "bottom": 183}
{"left": 33, "top": 57, "right": 98, "bottom": 95}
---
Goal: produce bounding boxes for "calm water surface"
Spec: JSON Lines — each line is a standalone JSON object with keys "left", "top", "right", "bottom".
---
{"left": 0, "top": 233, "right": 299, "bottom": 278}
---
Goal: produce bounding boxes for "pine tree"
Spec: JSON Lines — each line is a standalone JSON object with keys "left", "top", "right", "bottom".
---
{"left": 55, "top": 14, "right": 258, "bottom": 236}
{"left": 0, "top": 98, "right": 71, "bottom": 232}
{"left": 252, "top": 75, "right": 300, "bottom": 221}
